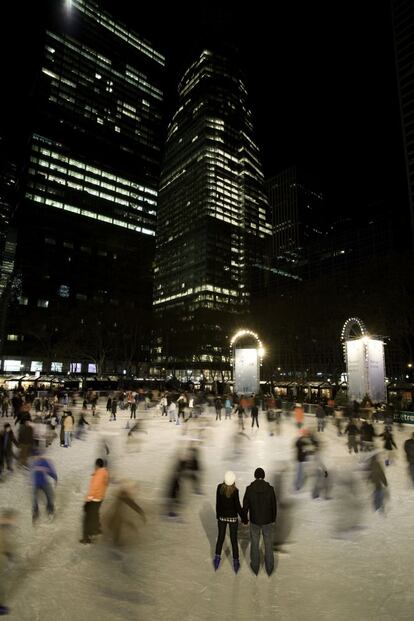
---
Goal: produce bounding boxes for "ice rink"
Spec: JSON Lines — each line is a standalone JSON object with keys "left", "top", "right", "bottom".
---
{"left": 1, "top": 403, "right": 414, "bottom": 621}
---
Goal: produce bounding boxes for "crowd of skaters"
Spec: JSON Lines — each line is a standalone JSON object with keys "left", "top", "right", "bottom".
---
{"left": 1, "top": 384, "right": 414, "bottom": 614}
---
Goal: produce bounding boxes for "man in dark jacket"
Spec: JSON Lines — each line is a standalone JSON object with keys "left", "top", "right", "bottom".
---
{"left": 251, "top": 404, "right": 259, "bottom": 428}
{"left": 243, "top": 468, "right": 277, "bottom": 576}
{"left": 0, "top": 424, "right": 18, "bottom": 476}
{"left": 404, "top": 433, "right": 414, "bottom": 484}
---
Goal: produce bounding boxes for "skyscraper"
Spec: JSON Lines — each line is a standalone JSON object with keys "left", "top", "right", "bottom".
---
{"left": 153, "top": 50, "right": 271, "bottom": 381}
{"left": 392, "top": 0, "right": 414, "bottom": 245}
{"left": 2, "top": 0, "right": 164, "bottom": 375}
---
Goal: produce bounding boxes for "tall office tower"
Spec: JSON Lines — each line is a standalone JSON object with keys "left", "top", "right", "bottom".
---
{"left": 0, "top": 141, "right": 18, "bottom": 358}
{"left": 266, "top": 166, "right": 324, "bottom": 260}
{"left": 2, "top": 0, "right": 164, "bottom": 375}
{"left": 153, "top": 50, "right": 272, "bottom": 381}
{"left": 264, "top": 166, "right": 324, "bottom": 287}
{"left": 392, "top": 0, "right": 414, "bottom": 245}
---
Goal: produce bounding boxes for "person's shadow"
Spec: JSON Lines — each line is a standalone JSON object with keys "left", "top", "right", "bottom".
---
{"left": 199, "top": 502, "right": 217, "bottom": 555}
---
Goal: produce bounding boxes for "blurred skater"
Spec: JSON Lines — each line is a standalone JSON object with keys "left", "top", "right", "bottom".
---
{"left": 404, "top": 433, "right": 414, "bottom": 485}
{"left": 379, "top": 427, "right": 397, "bottom": 466}
{"left": 31, "top": 450, "right": 58, "bottom": 523}
{"left": 0, "top": 509, "right": 17, "bottom": 616}
{"left": 104, "top": 481, "right": 146, "bottom": 547}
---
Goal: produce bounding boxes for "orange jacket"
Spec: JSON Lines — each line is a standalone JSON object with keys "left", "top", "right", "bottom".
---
{"left": 294, "top": 406, "right": 304, "bottom": 423}
{"left": 86, "top": 467, "right": 109, "bottom": 501}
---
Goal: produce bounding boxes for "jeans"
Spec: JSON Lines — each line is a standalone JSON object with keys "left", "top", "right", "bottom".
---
{"left": 250, "top": 522, "right": 274, "bottom": 574}
{"left": 374, "top": 487, "right": 385, "bottom": 512}
{"left": 215, "top": 520, "right": 239, "bottom": 559}
{"left": 317, "top": 418, "right": 325, "bottom": 432}
{"left": 251, "top": 415, "right": 259, "bottom": 428}
{"left": 64, "top": 431, "right": 71, "bottom": 447}
{"left": 33, "top": 482, "right": 54, "bottom": 518}
{"left": 295, "top": 462, "right": 305, "bottom": 490}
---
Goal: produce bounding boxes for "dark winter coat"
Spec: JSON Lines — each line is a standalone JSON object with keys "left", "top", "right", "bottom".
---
{"left": 360, "top": 422, "right": 375, "bottom": 442}
{"left": 404, "top": 438, "right": 414, "bottom": 464}
{"left": 315, "top": 405, "right": 326, "bottom": 419}
{"left": 216, "top": 485, "right": 244, "bottom": 521}
{"left": 380, "top": 431, "right": 397, "bottom": 451}
{"left": 18, "top": 424, "right": 33, "bottom": 446}
{"left": 0, "top": 429, "right": 18, "bottom": 457}
{"left": 369, "top": 459, "right": 388, "bottom": 490}
{"left": 242, "top": 479, "right": 277, "bottom": 526}
{"left": 251, "top": 405, "right": 259, "bottom": 417}
{"left": 295, "top": 437, "right": 311, "bottom": 462}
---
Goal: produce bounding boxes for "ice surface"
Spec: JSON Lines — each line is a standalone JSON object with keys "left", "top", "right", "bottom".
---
{"left": 1, "top": 404, "right": 414, "bottom": 621}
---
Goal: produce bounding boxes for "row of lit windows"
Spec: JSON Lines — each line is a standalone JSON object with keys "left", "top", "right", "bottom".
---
{"left": 44, "top": 51, "right": 162, "bottom": 113}
{"left": 1, "top": 359, "right": 97, "bottom": 374}
{"left": 45, "top": 36, "right": 162, "bottom": 103}
{"left": 74, "top": 0, "right": 165, "bottom": 66}
{"left": 27, "top": 181, "right": 155, "bottom": 228}
{"left": 28, "top": 165, "right": 156, "bottom": 215}
{"left": 154, "top": 283, "right": 239, "bottom": 305}
{"left": 32, "top": 139, "right": 157, "bottom": 195}
{"left": 25, "top": 193, "right": 155, "bottom": 236}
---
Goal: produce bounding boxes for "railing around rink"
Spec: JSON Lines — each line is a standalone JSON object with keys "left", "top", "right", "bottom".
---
{"left": 277, "top": 402, "right": 414, "bottom": 424}
{"left": 279, "top": 401, "right": 320, "bottom": 415}
{"left": 395, "top": 411, "right": 414, "bottom": 424}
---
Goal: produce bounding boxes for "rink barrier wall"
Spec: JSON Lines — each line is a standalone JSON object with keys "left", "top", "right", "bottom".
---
{"left": 278, "top": 402, "right": 414, "bottom": 424}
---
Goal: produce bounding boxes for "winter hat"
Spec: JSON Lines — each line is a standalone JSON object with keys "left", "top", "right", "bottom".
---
{"left": 224, "top": 471, "right": 236, "bottom": 486}
{"left": 254, "top": 467, "right": 265, "bottom": 479}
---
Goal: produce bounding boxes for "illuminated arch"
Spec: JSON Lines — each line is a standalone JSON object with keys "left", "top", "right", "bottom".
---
{"left": 341, "top": 317, "right": 368, "bottom": 363}
{"left": 230, "top": 329, "right": 265, "bottom": 360}
{"left": 341, "top": 317, "right": 367, "bottom": 342}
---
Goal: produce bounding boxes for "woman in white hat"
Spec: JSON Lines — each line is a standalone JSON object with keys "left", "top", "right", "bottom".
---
{"left": 213, "top": 471, "right": 246, "bottom": 573}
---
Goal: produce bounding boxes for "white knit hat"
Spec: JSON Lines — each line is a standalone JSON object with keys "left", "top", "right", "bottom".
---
{"left": 224, "top": 471, "right": 236, "bottom": 486}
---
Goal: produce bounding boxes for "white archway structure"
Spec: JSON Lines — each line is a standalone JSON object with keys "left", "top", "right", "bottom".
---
{"left": 230, "top": 329, "right": 264, "bottom": 395}
{"left": 341, "top": 317, "right": 386, "bottom": 403}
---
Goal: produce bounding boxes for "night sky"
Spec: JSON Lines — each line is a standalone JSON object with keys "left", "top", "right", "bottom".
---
{"left": 3, "top": 0, "right": 407, "bottom": 224}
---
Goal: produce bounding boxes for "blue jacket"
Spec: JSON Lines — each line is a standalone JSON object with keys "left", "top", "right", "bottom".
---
{"left": 31, "top": 458, "right": 58, "bottom": 488}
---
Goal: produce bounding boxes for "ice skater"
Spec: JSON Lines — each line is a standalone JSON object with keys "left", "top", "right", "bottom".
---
{"left": 242, "top": 468, "right": 277, "bottom": 576}
{"left": 31, "top": 450, "right": 58, "bottom": 523}
{"left": 404, "top": 432, "right": 414, "bottom": 485}
{"left": 213, "top": 471, "right": 246, "bottom": 573}
{"left": 80, "top": 458, "right": 109, "bottom": 544}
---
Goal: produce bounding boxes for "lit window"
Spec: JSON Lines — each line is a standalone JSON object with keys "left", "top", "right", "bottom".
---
{"left": 6, "top": 334, "right": 19, "bottom": 341}
{"left": 51, "top": 361, "right": 63, "bottom": 372}
{"left": 76, "top": 293, "right": 87, "bottom": 301}
{"left": 30, "top": 361, "right": 43, "bottom": 372}
{"left": 88, "top": 364, "right": 97, "bottom": 374}
{"left": 70, "top": 362, "right": 82, "bottom": 373}
{"left": 37, "top": 299, "right": 49, "bottom": 308}
{"left": 3, "top": 360, "right": 21, "bottom": 372}
{"left": 18, "top": 296, "right": 28, "bottom": 306}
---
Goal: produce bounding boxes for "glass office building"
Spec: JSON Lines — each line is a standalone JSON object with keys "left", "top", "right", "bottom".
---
{"left": 153, "top": 50, "right": 271, "bottom": 380}
{"left": 2, "top": 0, "right": 165, "bottom": 375}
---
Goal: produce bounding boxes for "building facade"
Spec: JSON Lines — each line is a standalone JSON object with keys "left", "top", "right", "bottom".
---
{"left": 152, "top": 50, "right": 272, "bottom": 381}
{"left": 392, "top": 0, "right": 414, "bottom": 246}
{"left": 2, "top": 0, "right": 164, "bottom": 376}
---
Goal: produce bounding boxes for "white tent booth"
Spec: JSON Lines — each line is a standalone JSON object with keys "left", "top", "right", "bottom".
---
{"left": 230, "top": 329, "right": 265, "bottom": 395}
{"left": 341, "top": 317, "right": 386, "bottom": 403}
